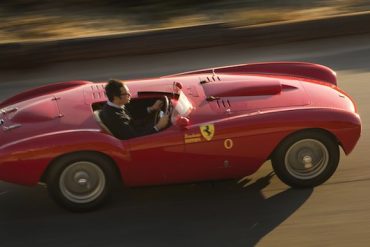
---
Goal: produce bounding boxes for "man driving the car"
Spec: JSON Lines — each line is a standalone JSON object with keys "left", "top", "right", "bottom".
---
{"left": 99, "top": 79, "right": 169, "bottom": 140}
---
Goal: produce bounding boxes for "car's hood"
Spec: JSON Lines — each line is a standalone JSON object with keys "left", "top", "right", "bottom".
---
{"left": 200, "top": 75, "right": 310, "bottom": 114}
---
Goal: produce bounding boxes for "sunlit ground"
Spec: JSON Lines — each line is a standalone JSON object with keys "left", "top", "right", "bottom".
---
{"left": 0, "top": 0, "right": 369, "bottom": 44}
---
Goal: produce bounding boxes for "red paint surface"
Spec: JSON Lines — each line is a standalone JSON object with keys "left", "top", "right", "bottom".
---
{"left": 0, "top": 62, "right": 361, "bottom": 187}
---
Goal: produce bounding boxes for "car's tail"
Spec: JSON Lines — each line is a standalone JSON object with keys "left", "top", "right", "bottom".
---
{"left": 0, "top": 80, "right": 92, "bottom": 109}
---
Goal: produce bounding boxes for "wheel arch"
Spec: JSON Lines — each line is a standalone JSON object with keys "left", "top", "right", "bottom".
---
{"left": 269, "top": 128, "right": 340, "bottom": 160}
{"left": 40, "top": 150, "right": 123, "bottom": 187}
{"left": 269, "top": 127, "right": 341, "bottom": 187}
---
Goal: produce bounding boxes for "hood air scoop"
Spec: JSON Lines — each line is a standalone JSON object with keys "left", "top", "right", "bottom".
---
{"left": 202, "top": 79, "right": 282, "bottom": 97}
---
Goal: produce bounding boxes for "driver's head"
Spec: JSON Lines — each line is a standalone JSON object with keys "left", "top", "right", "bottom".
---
{"left": 105, "top": 79, "right": 131, "bottom": 106}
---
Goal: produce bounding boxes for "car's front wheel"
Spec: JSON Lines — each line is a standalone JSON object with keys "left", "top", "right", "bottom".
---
{"left": 46, "top": 153, "right": 117, "bottom": 211}
{"left": 271, "top": 130, "right": 339, "bottom": 188}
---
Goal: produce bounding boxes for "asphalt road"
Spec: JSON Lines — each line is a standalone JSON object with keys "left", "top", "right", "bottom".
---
{"left": 1, "top": 34, "right": 370, "bottom": 247}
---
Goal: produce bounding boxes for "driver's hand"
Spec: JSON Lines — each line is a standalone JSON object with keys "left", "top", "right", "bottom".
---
{"left": 155, "top": 114, "right": 169, "bottom": 130}
{"left": 150, "top": 100, "right": 163, "bottom": 112}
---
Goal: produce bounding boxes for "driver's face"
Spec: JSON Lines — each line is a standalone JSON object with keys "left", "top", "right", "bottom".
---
{"left": 118, "top": 84, "right": 131, "bottom": 106}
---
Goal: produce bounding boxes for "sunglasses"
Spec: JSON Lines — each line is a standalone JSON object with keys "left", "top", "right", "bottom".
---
{"left": 120, "top": 92, "right": 131, "bottom": 96}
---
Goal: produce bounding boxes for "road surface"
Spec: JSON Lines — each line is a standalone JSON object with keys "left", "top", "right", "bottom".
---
{"left": 1, "top": 34, "right": 370, "bottom": 247}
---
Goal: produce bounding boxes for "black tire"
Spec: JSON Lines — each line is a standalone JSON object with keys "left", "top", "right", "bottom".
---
{"left": 46, "top": 152, "right": 117, "bottom": 212}
{"left": 271, "top": 130, "right": 339, "bottom": 188}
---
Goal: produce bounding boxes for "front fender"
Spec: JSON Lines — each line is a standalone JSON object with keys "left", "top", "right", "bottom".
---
{"left": 256, "top": 108, "right": 362, "bottom": 155}
{"left": 212, "top": 107, "right": 361, "bottom": 162}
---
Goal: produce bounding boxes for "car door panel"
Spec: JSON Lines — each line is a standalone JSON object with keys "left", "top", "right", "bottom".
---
{"left": 126, "top": 125, "right": 185, "bottom": 186}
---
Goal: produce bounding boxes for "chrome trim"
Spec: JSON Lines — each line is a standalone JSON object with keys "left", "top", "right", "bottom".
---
{"left": 2, "top": 124, "right": 22, "bottom": 131}
{"left": 1, "top": 107, "right": 18, "bottom": 114}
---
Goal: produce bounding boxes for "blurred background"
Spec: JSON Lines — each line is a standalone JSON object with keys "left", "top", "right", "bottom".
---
{"left": 1, "top": 0, "right": 370, "bottom": 43}
{"left": 1, "top": 1, "right": 370, "bottom": 247}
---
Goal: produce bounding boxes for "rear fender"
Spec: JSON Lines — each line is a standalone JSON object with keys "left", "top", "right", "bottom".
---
{"left": 0, "top": 130, "right": 129, "bottom": 186}
{"left": 0, "top": 80, "right": 92, "bottom": 108}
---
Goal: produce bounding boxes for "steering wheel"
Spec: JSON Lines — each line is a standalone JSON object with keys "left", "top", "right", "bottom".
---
{"left": 154, "top": 95, "right": 170, "bottom": 125}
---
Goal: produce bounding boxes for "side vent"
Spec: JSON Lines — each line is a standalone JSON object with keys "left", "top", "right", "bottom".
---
{"left": 90, "top": 84, "right": 107, "bottom": 100}
{"left": 199, "top": 74, "right": 221, "bottom": 84}
{"left": 216, "top": 99, "right": 231, "bottom": 109}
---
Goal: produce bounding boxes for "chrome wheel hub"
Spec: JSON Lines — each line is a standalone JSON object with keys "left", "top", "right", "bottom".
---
{"left": 303, "top": 155, "right": 313, "bottom": 169}
{"left": 59, "top": 161, "right": 105, "bottom": 203}
{"left": 285, "top": 139, "right": 329, "bottom": 180}
{"left": 74, "top": 171, "right": 89, "bottom": 186}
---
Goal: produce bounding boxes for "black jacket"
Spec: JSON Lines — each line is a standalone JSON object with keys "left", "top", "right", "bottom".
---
{"left": 99, "top": 104, "right": 157, "bottom": 140}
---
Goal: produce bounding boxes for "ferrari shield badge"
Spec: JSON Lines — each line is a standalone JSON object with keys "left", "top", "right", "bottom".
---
{"left": 200, "top": 124, "right": 215, "bottom": 141}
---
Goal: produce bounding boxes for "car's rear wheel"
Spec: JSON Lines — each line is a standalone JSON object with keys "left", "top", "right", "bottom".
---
{"left": 271, "top": 130, "right": 339, "bottom": 187}
{"left": 46, "top": 153, "right": 116, "bottom": 211}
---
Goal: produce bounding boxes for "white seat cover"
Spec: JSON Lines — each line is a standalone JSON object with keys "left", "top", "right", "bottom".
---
{"left": 93, "top": 110, "right": 113, "bottom": 135}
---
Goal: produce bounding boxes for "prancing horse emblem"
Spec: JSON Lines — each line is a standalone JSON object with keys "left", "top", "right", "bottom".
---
{"left": 200, "top": 124, "right": 215, "bottom": 141}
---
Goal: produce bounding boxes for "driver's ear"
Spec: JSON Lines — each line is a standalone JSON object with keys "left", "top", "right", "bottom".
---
{"left": 113, "top": 94, "right": 122, "bottom": 103}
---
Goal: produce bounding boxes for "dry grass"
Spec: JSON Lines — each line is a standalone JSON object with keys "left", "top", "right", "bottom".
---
{"left": 0, "top": 0, "right": 369, "bottom": 44}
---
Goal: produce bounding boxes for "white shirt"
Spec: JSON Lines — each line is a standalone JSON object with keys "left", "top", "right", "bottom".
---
{"left": 107, "top": 101, "right": 124, "bottom": 110}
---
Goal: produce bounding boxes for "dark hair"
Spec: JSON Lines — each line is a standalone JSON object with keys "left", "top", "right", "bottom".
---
{"left": 105, "top": 79, "right": 124, "bottom": 101}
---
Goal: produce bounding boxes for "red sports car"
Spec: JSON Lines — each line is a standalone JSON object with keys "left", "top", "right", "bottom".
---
{"left": 0, "top": 62, "right": 361, "bottom": 211}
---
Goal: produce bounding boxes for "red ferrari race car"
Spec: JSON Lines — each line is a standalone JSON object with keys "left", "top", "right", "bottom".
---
{"left": 0, "top": 62, "right": 361, "bottom": 211}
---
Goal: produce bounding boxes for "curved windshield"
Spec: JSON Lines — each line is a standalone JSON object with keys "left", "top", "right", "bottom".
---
{"left": 171, "top": 91, "right": 193, "bottom": 123}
